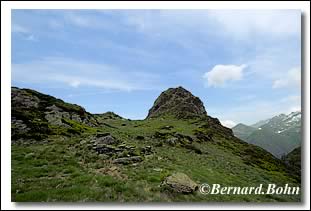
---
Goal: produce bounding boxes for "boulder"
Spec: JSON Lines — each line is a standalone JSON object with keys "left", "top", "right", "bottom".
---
{"left": 161, "top": 172, "right": 198, "bottom": 193}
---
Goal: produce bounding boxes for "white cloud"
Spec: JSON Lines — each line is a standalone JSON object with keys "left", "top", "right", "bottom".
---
{"left": 272, "top": 67, "right": 301, "bottom": 89}
{"left": 220, "top": 120, "right": 237, "bottom": 128}
{"left": 64, "top": 12, "right": 114, "bottom": 29}
{"left": 12, "top": 57, "right": 161, "bottom": 91}
{"left": 208, "top": 10, "right": 300, "bottom": 39}
{"left": 121, "top": 10, "right": 300, "bottom": 43}
{"left": 12, "top": 23, "right": 36, "bottom": 41}
{"left": 66, "top": 13, "right": 90, "bottom": 27}
{"left": 203, "top": 64, "right": 247, "bottom": 87}
{"left": 12, "top": 24, "right": 28, "bottom": 33}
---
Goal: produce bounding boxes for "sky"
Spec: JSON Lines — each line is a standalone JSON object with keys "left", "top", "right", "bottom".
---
{"left": 11, "top": 9, "right": 301, "bottom": 127}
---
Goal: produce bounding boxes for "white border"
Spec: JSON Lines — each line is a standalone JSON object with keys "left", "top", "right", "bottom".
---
{"left": 1, "top": 1, "right": 310, "bottom": 210}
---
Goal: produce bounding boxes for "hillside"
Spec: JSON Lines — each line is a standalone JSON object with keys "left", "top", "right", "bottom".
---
{"left": 282, "top": 147, "right": 301, "bottom": 181}
{"left": 232, "top": 123, "right": 257, "bottom": 140}
{"left": 245, "top": 129, "right": 297, "bottom": 158}
{"left": 11, "top": 86, "right": 300, "bottom": 202}
{"left": 233, "top": 112, "right": 301, "bottom": 158}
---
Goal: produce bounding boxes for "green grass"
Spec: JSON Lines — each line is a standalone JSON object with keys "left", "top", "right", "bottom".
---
{"left": 12, "top": 116, "right": 301, "bottom": 202}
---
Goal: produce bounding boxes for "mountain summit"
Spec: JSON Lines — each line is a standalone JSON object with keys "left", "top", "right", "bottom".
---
{"left": 147, "top": 86, "right": 207, "bottom": 119}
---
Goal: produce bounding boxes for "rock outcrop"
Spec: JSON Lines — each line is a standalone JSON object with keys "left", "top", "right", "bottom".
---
{"left": 147, "top": 86, "right": 207, "bottom": 119}
{"left": 11, "top": 87, "right": 98, "bottom": 140}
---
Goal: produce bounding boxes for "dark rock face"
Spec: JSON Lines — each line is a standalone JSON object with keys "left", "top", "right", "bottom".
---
{"left": 147, "top": 86, "right": 207, "bottom": 119}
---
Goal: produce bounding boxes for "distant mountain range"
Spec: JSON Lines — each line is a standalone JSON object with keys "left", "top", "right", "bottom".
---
{"left": 232, "top": 111, "right": 301, "bottom": 158}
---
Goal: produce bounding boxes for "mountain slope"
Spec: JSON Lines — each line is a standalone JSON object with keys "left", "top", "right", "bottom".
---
{"left": 11, "top": 87, "right": 300, "bottom": 202}
{"left": 261, "top": 112, "right": 301, "bottom": 138}
{"left": 245, "top": 128, "right": 297, "bottom": 158}
{"left": 251, "top": 118, "right": 270, "bottom": 128}
{"left": 232, "top": 123, "right": 257, "bottom": 140}
{"left": 282, "top": 147, "right": 301, "bottom": 181}
{"left": 233, "top": 112, "right": 301, "bottom": 158}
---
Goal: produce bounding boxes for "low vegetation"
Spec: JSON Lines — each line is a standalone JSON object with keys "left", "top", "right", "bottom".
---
{"left": 11, "top": 87, "right": 301, "bottom": 202}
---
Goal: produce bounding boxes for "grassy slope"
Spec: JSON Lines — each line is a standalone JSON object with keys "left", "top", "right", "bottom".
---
{"left": 245, "top": 129, "right": 299, "bottom": 158}
{"left": 12, "top": 116, "right": 300, "bottom": 202}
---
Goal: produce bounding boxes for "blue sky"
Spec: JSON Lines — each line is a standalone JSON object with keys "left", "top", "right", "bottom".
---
{"left": 11, "top": 9, "right": 301, "bottom": 127}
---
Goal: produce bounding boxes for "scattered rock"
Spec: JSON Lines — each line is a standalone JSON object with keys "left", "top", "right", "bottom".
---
{"left": 94, "top": 135, "right": 119, "bottom": 145}
{"left": 194, "top": 131, "right": 213, "bottom": 142}
{"left": 161, "top": 172, "right": 198, "bottom": 193}
{"left": 113, "top": 156, "right": 143, "bottom": 165}
{"left": 153, "top": 131, "right": 171, "bottom": 139}
{"left": 96, "top": 132, "right": 111, "bottom": 137}
{"left": 160, "top": 125, "right": 174, "bottom": 130}
{"left": 175, "top": 133, "right": 194, "bottom": 144}
{"left": 95, "top": 145, "right": 120, "bottom": 155}
{"left": 24, "top": 153, "right": 35, "bottom": 159}
{"left": 157, "top": 156, "right": 163, "bottom": 160}
{"left": 165, "top": 137, "right": 178, "bottom": 146}
{"left": 79, "top": 140, "right": 87, "bottom": 145}
{"left": 98, "top": 154, "right": 110, "bottom": 160}
{"left": 12, "top": 118, "right": 30, "bottom": 134}
{"left": 145, "top": 154, "right": 155, "bottom": 160}
{"left": 141, "top": 146, "right": 153, "bottom": 154}
{"left": 136, "top": 135, "right": 145, "bottom": 140}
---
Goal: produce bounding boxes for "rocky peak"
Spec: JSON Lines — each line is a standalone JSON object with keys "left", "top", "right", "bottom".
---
{"left": 147, "top": 86, "right": 207, "bottom": 119}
